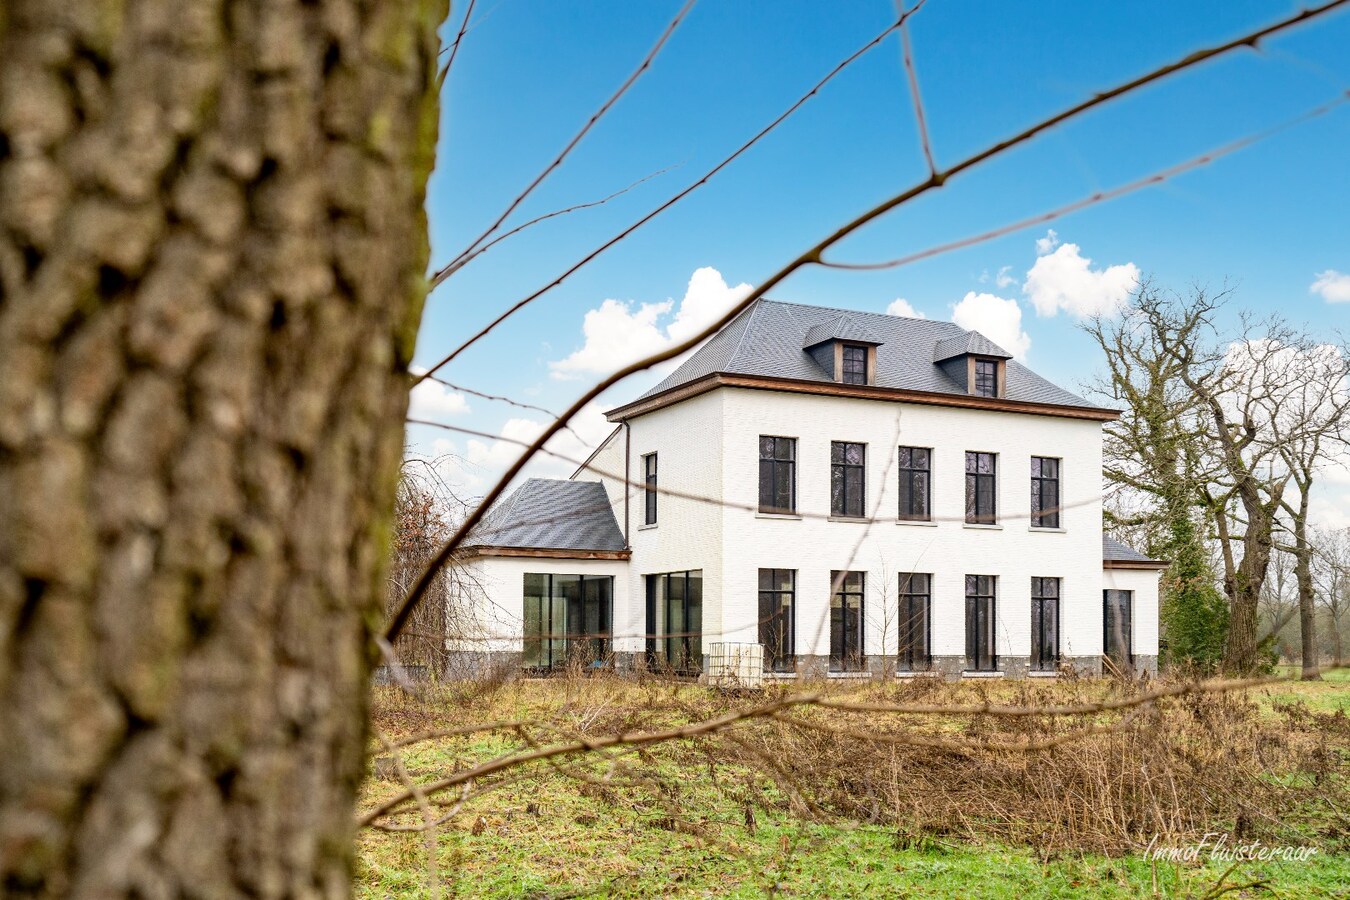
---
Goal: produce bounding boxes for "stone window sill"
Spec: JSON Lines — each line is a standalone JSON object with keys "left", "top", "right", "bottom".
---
{"left": 1027, "top": 670, "right": 1059, "bottom": 678}
{"left": 637, "top": 523, "right": 657, "bottom": 531}
{"left": 963, "top": 523, "right": 1003, "bottom": 531}
{"left": 763, "top": 671, "right": 798, "bottom": 679}
{"left": 896, "top": 670, "right": 937, "bottom": 678}
{"left": 1029, "top": 526, "right": 1067, "bottom": 534}
{"left": 827, "top": 671, "right": 871, "bottom": 679}
{"left": 896, "top": 519, "right": 938, "bottom": 527}
{"left": 828, "top": 516, "right": 871, "bottom": 524}
{"left": 755, "top": 512, "right": 802, "bottom": 521}
{"left": 962, "top": 670, "right": 1005, "bottom": 679}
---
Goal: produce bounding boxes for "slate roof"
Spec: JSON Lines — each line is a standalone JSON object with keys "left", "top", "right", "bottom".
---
{"left": 625, "top": 300, "right": 1101, "bottom": 410}
{"left": 803, "top": 315, "right": 883, "bottom": 349}
{"left": 1103, "top": 536, "right": 1166, "bottom": 566}
{"left": 933, "top": 330, "right": 1013, "bottom": 363}
{"left": 467, "top": 479, "right": 625, "bottom": 552}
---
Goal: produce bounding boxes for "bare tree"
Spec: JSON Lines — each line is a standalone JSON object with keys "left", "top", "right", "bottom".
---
{"left": 1313, "top": 526, "right": 1350, "bottom": 668}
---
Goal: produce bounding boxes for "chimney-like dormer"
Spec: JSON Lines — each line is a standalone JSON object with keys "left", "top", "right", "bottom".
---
{"left": 933, "top": 331, "right": 1012, "bottom": 399}
{"left": 802, "top": 316, "right": 883, "bottom": 386}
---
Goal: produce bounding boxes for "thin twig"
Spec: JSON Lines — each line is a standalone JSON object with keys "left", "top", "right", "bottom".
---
{"left": 898, "top": 5, "right": 936, "bottom": 175}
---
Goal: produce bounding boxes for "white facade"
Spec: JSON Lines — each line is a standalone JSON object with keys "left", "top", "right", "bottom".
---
{"left": 463, "top": 304, "right": 1163, "bottom": 679}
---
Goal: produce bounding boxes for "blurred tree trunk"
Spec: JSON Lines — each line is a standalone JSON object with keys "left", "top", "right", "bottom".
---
{"left": 0, "top": 0, "right": 444, "bottom": 895}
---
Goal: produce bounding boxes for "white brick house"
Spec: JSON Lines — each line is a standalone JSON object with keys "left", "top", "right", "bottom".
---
{"left": 459, "top": 300, "right": 1164, "bottom": 679}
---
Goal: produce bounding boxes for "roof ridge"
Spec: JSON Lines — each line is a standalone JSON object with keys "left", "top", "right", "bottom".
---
{"left": 723, "top": 298, "right": 764, "bottom": 373}
{"left": 759, "top": 297, "right": 960, "bottom": 327}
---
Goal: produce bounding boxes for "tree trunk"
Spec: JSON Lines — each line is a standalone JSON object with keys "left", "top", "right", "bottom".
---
{"left": 0, "top": 1, "right": 444, "bottom": 895}
{"left": 1292, "top": 494, "right": 1321, "bottom": 680}
{"left": 1223, "top": 494, "right": 1279, "bottom": 675}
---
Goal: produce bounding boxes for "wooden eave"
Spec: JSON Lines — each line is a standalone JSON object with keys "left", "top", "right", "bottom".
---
{"left": 460, "top": 546, "right": 631, "bottom": 561}
{"left": 605, "top": 373, "right": 1121, "bottom": 423}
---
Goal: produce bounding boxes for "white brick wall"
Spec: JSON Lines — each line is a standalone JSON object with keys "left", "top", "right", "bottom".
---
{"left": 472, "top": 383, "right": 1161, "bottom": 669}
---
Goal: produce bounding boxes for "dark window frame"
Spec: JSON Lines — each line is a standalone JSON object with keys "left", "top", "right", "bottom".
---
{"left": 841, "top": 343, "right": 868, "bottom": 385}
{"left": 831, "top": 441, "right": 867, "bottom": 518}
{"left": 830, "top": 570, "right": 866, "bottom": 672}
{"left": 965, "top": 451, "right": 997, "bottom": 524}
{"left": 1030, "top": 576, "right": 1060, "bottom": 672}
{"left": 1031, "top": 456, "right": 1061, "bottom": 529}
{"left": 897, "top": 446, "right": 932, "bottom": 521}
{"left": 965, "top": 574, "right": 997, "bottom": 672}
{"left": 897, "top": 573, "right": 932, "bottom": 672}
{"left": 758, "top": 569, "right": 795, "bottom": 673}
{"left": 1104, "top": 589, "right": 1134, "bottom": 670}
{"left": 522, "top": 574, "right": 613, "bottom": 671}
{"left": 974, "top": 358, "right": 999, "bottom": 397}
{"left": 642, "top": 452, "right": 658, "bottom": 526}
{"left": 758, "top": 436, "right": 797, "bottom": 515}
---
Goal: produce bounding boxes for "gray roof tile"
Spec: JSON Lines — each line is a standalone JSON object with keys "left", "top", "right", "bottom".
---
{"left": 632, "top": 300, "right": 1100, "bottom": 409}
{"left": 1103, "top": 535, "right": 1164, "bottom": 564}
{"left": 803, "top": 315, "right": 883, "bottom": 349}
{"left": 933, "top": 330, "right": 1013, "bottom": 362}
{"left": 468, "top": 479, "right": 625, "bottom": 552}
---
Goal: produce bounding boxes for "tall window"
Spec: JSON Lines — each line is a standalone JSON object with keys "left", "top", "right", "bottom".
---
{"left": 758, "top": 436, "right": 797, "bottom": 514}
{"left": 965, "top": 575, "right": 997, "bottom": 671}
{"left": 1031, "top": 457, "right": 1061, "bottom": 528}
{"left": 522, "top": 574, "right": 613, "bottom": 670}
{"left": 965, "top": 451, "right": 997, "bottom": 524}
{"left": 897, "top": 573, "right": 931, "bottom": 672}
{"left": 1104, "top": 589, "right": 1133, "bottom": 670}
{"left": 831, "top": 441, "right": 866, "bottom": 517}
{"left": 642, "top": 453, "right": 657, "bottom": 525}
{"left": 646, "top": 571, "right": 703, "bottom": 674}
{"left": 1031, "top": 577, "right": 1060, "bottom": 672}
{"left": 974, "top": 358, "right": 998, "bottom": 397}
{"left": 830, "top": 571, "right": 865, "bottom": 672}
{"left": 841, "top": 344, "right": 868, "bottom": 385}
{"left": 897, "top": 446, "right": 931, "bottom": 521}
{"left": 758, "top": 569, "right": 795, "bottom": 672}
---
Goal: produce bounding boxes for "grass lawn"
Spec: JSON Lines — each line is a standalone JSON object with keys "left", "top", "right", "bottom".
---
{"left": 357, "top": 674, "right": 1349, "bottom": 898}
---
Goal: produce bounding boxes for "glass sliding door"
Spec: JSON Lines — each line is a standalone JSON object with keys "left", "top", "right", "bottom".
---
{"left": 521, "top": 574, "right": 612, "bottom": 670}
{"left": 645, "top": 570, "right": 703, "bottom": 674}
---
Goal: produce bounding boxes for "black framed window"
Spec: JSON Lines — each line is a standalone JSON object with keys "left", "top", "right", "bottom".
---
{"left": 522, "top": 574, "right": 613, "bottom": 670}
{"left": 758, "top": 569, "right": 795, "bottom": 672}
{"left": 830, "top": 571, "right": 865, "bottom": 672}
{"left": 1104, "top": 589, "right": 1133, "bottom": 670}
{"left": 897, "top": 573, "right": 931, "bottom": 672}
{"left": 965, "top": 451, "right": 997, "bottom": 524}
{"left": 965, "top": 574, "right": 997, "bottom": 671}
{"left": 1031, "top": 457, "right": 1061, "bottom": 528}
{"left": 646, "top": 571, "right": 703, "bottom": 674}
{"left": 831, "top": 441, "right": 866, "bottom": 518}
{"left": 841, "top": 344, "right": 868, "bottom": 385}
{"left": 1031, "top": 577, "right": 1060, "bottom": 672}
{"left": 643, "top": 453, "right": 657, "bottom": 525}
{"left": 758, "top": 437, "right": 797, "bottom": 514}
{"left": 974, "top": 359, "right": 998, "bottom": 397}
{"left": 897, "top": 446, "right": 931, "bottom": 521}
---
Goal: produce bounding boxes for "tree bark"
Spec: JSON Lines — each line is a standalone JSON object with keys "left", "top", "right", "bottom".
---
{"left": 0, "top": 0, "right": 444, "bottom": 895}
{"left": 1292, "top": 492, "right": 1321, "bottom": 680}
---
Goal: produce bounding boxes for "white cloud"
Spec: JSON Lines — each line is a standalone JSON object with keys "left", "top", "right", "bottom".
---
{"left": 950, "top": 292, "right": 1031, "bottom": 359}
{"left": 550, "top": 267, "right": 751, "bottom": 379}
{"left": 1035, "top": 229, "right": 1061, "bottom": 255}
{"left": 407, "top": 368, "right": 470, "bottom": 419}
{"left": 1023, "top": 241, "right": 1139, "bottom": 318}
{"left": 1310, "top": 491, "right": 1350, "bottom": 529}
{"left": 995, "top": 265, "right": 1018, "bottom": 289}
{"left": 1311, "top": 270, "right": 1350, "bottom": 304}
{"left": 886, "top": 298, "right": 925, "bottom": 319}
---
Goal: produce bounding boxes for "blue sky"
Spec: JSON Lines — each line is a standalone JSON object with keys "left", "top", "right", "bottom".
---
{"left": 409, "top": 0, "right": 1350, "bottom": 520}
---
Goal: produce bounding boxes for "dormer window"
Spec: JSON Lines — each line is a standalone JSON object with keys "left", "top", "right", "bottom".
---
{"left": 841, "top": 344, "right": 868, "bottom": 385}
{"left": 974, "top": 358, "right": 999, "bottom": 397}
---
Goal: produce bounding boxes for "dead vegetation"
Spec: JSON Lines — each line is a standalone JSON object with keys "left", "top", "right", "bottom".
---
{"left": 365, "top": 673, "right": 1349, "bottom": 858}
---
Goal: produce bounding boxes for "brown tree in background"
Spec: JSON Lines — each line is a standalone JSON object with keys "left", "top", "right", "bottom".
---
{"left": 0, "top": 1, "right": 444, "bottom": 894}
